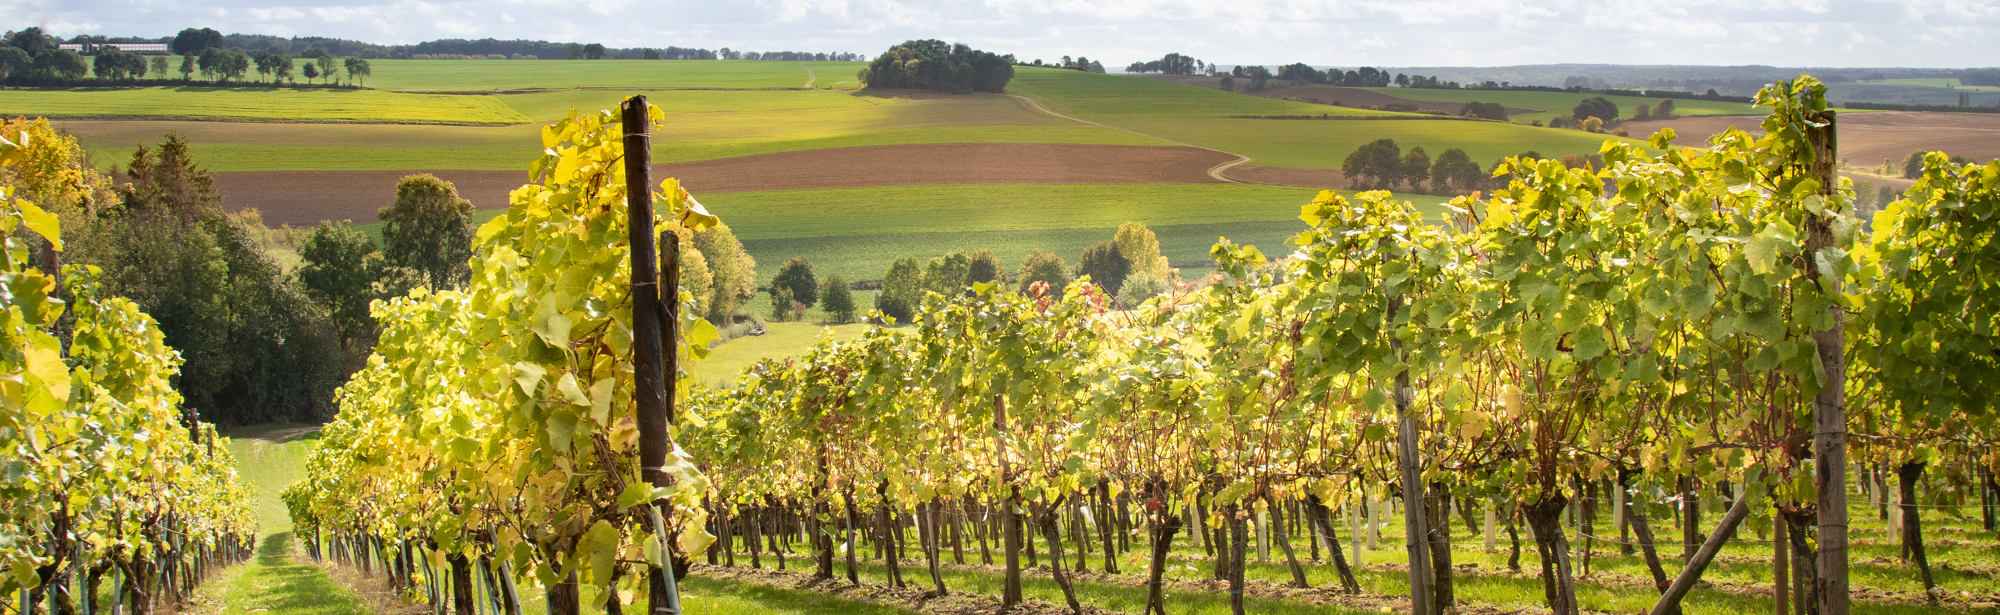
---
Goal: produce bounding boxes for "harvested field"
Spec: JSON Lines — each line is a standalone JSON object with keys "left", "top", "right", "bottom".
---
{"left": 217, "top": 142, "right": 1234, "bottom": 226}
{"left": 1248, "top": 86, "right": 1539, "bottom": 116}
{"left": 1229, "top": 165, "right": 1350, "bottom": 189}
{"left": 1620, "top": 111, "right": 2000, "bottom": 166}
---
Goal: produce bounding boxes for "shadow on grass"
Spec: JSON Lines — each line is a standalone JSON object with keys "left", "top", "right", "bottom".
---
{"left": 219, "top": 532, "right": 372, "bottom": 615}
{"left": 677, "top": 575, "right": 913, "bottom": 615}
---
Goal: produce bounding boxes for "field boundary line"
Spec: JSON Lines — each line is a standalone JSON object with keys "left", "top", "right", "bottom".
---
{"left": 1002, "top": 93, "right": 1258, "bottom": 184}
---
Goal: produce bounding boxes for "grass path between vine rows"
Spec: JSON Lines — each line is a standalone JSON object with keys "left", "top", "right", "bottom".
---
{"left": 194, "top": 425, "right": 920, "bottom": 615}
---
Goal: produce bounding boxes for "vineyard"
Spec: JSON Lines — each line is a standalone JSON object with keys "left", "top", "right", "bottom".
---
{"left": 5, "top": 74, "right": 1997, "bottom": 615}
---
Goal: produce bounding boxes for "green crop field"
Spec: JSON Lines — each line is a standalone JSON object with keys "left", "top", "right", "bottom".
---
{"left": 64, "top": 89, "right": 1157, "bottom": 171}
{"left": 1856, "top": 78, "right": 2000, "bottom": 92}
{"left": 0, "top": 86, "right": 531, "bottom": 124}
{"left": 1007, "top": 67, "right": 1407, "bottom": 118}
{"left": 358, "top": 59, "right": 866, "bottom": 92}
{"left": 1330, "top": 87, "right": 1762, "bottom": 123}
{"left": 1110, "top": 116, "right": 1643, "bottom": 170}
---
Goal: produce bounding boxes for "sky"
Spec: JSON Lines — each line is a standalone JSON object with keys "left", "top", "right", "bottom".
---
{"left": 9, "top": 0, "right": 1998, "bottom": 68}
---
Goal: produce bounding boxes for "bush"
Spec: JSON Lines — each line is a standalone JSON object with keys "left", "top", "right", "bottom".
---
{"left": 1016, "top": 250, "right": 1070, "bottom": 295}
{"left": 1572, "top": 96, "right": 1619, "bottom": 121}
{"left": 1117, "top": 270, "right": 1171, "bottom": 307}
{"left": 1462, "top": 101, "right": 1508, "bottom": 121}
{"left": 857, "top": 40, "right": 1013, "bottom": 94}
{"left": 822, "top": 273, "right": 856, "bottom": 324}
{"left": 1076, "top": 241, "right": 1130, "bottom": 296}
{"left": 875, "top": 256, "right": 922, "bottom": 324}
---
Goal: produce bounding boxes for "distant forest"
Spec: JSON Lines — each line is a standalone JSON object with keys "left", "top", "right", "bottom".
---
{"left": 21, "top": 29, "right": 858, "bottom": 61}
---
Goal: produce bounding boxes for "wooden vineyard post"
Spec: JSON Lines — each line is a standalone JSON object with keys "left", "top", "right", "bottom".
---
{"left": 1386, "top": 254, "right": 1434, "bottom": 615}
{"left": 623, "top": 94, "right": 683, "bottom": 615}
{"left": 1802, "top": 108, "right": 1848, "bottom": 615}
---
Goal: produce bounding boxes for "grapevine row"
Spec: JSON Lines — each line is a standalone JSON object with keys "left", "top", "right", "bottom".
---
{"left": 290, "top": 77, "right": 1998, "bottom": 615}
{"left": 2, "top": 133, "right": 259, "bottom": 614}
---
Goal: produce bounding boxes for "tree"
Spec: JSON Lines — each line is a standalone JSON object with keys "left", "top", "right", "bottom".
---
{"left": 1341, "top": 138, "right": 1402, "bottom": 190}
{"left": 302, "top": 61, "right": 319, "bottom": 83}
{"left": 677, "top": 238, "right": 714, "bottom": 316}
{"left": 1572, "top": 96, "right": 1618, "bottom": 121}
{"left": 1632, "top": 103, "right": 1652, "bottom": 121}
{"left": 967, "top": 249, "right": 1005, "bottom": 286}
{"left": 772, "top": 257, "right": 820, "bottom": 309}
{"left": 298, "top": 220, "right": 406, "bottom": 351}
{"left": 378, "top": 174, "right": 475, "bottom": 290}
{"left": 316, "top": 55, "right": 336, "bottom": 84}
{"left": 692, "top": 223, "right": 756, "bottom": 324}
{"left": 922, "top": 252, "right": 971, "bottom": 297}
{"left": 7, "top": 27, "right": 52, "bottom": 56}
{"left": 1218, "top": 75, "right": 1234, "bottom": 92}
{"left": 213, "top": 49, "right": 249, "bottom": 83}
{"left": 1113, "top": 221, "right": 1168, "bottom": 280}
{"left": 0, "top": 46, "right": 28, "bottom": 85}
{"left": 1077, "top": 241, "right": 1130, "bottom": 296}
{"left": 584, "top": 43, "right": 607, "bottom": 59}
{"left": 1429, "top": 148, "right": 1483, "bottom": 195}
{"left": 821, "top": 273, "right": 856, "bottom": 323}
{"left": 1654, "top": 98, "right": 1676, "bottom": 118}
{"left": 1579, "top": 117, "right": 1604, "bottom": 133}
{"left": 197, "top": 48, "right": 222, "bottom": 80}
{"left": 344, "top": 57, "right": 370, "bottom": 86}
{"left": 253, "top": 50, "right": 276, "bottom": 82}
{"left": 1401, "top": 146, "right": 1432, "bottom": 193}
{"left": 35, "top": 49, "right": 87, "bottom": 81}
{"left": 876, "top": 256, "right": 922, "bottom": 323}
{"left": 149, "top": 55, "right": 169, "bottom": 79}
{"left": 1248, "top": 66, "right": 1270, "bottom": 91}
{"left": 170, "top": 27, "right": 224, "bottom": 56}
{"left": 1016, "top": 250, "right": 1069, "bottom": 295}
{"left": 274, "top": 54, "right": 294, "bottom": 83}
{"left": 178, "top": 54, "right": 194, "bottom": 80}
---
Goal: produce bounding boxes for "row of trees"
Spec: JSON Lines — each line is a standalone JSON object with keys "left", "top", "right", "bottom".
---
{"left": 858, "top": 40, "right": 1014, "bottom": 93}
{"left": 1340, "top": 139, "right": 1488, "bottom": 195}
{"left": 867, "top": 223, "right": 1174, "bottom": 324}
{"left": 1125, "top": 52, "right": 1204, "bottom": 75}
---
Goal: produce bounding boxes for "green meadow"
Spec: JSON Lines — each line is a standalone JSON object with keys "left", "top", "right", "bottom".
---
{"left": 1007, "top": 67, "right": 1407, "bottom": 118}
{"left": 1326, "top": 86, "right": 1763, "bottom": 123}
{"left": 1109, "top": 116, "right": 1644, "bottom": 169}
{"left": 0, "top": 86, "right": 531, "bottom": 124}
{"left": 358, "top": 59, "right": 867, "bottom": 91}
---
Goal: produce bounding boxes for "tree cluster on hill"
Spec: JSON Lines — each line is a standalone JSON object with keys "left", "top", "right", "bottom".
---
{"left": 1461, "top": 101, "right": 1508, "bottom": 121}
{"left": 857, "top": 40, "right": 1014, "bottom": 93}
{"left": 1341, "top": 139, "right": 1486, "bottom": 196}
{"left": 1125, "top": 53, "right": 1203, "bottom": 75}
{"left": 1964, "top": 69, "right": 2000, "bottom": 87}
{"left": 1399, "top": 74, "right": 1461, "bottom": 89}
{"left": 1256, "top": 64, "right": 1394, "bottom": 87}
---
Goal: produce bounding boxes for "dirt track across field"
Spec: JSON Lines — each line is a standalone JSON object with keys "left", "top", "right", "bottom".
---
{"left": 1620, "top": 111, "right": 2000, "bottom": 169}
{"left": 218, "top": 142, "right": 1235, "bottom": 226}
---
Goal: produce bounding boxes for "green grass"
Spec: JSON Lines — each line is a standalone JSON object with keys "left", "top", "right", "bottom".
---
{"left": 359, "top": 59, "right": 866, "bottom": 92}
{"left": 1110, "top": 116, "right": 1644, "bottom": 170}
{"left": 197, "top": 532, "right": 374, "bottom": 615}
{"left": 356, "top": 184, "right": 1443, "bottom": 288}
{"left": 1007, "top": 68, "right": 1408, "bottom": 119}
{"left": 699, "top": 321, "right": 875, "bottom": 387}
{"left": 678, "top": 575, "right": 915, "bottom": 614}
{"left": 1330, "top": 87, "right": 1763, "bottom": 124}
{"left": 0, "top": 87, "right": 530, "bottom": 124}
{"left": 223, "top": 425, "right": 325, "bottom": 537}
{"left": 65, "top": 90, "right": 1155, "bottom": 171}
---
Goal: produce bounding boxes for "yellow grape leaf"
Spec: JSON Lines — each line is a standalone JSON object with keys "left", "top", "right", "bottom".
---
{"left": 1500, "top": 384, "right": 1522, "bottom": 419}
{"left": 17, "top": 200, "right": 60, "bottom": 250}
{"left": 589, "top": 377, "right": 614, "bottom": 424}
{"left": 1458, "top": 410, "right": 1490, "bottom": 440}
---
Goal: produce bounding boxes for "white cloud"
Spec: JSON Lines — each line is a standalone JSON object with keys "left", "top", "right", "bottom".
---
{"left": 11, "top": 0, "right": 1997, "bottom": 68}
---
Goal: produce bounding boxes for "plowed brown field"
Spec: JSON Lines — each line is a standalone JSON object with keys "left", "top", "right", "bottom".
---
{"left": 219, "top": 143, "right": 1234, "bottom": 226}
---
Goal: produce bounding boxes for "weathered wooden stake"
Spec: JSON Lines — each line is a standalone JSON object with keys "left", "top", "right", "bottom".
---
{"left": 622, "top": 94, "right": 682, "bottom": 615}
